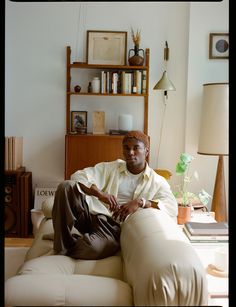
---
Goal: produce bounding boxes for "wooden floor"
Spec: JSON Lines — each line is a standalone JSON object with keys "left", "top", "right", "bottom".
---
{"left": 5, "top": 237, "right": 34, "bottom": 247}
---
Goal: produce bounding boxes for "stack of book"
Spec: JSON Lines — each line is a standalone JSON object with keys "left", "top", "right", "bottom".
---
{"left": 183, "top": 221, "right": 228, "bottom": 243}
{"left": 5, "top": 136, "right": 23, "bottom": 171}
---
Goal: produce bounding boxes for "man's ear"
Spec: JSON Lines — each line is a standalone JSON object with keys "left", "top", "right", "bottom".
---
{"left": 145, "top": 147, "right": 149, "bottom": 157}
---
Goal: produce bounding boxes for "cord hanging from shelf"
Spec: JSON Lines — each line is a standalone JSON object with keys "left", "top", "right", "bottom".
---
{"left": 153, "top": 41, "right": 176, "bottom": 167}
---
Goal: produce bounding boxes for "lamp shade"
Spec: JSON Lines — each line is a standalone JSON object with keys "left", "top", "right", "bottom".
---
{"left": 198, "top": 83, "right": 228, "bottom": 156}
{"left": 153, "top": 71, "right": 176, "bottom": 91}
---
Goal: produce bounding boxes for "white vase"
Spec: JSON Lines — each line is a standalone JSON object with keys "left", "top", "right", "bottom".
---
{"left": 92, "top": 77, "right": 100, "bottom": 93}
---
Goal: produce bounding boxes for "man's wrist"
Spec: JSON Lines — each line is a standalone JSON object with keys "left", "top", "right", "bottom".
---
{"left": 139, "top": 198, "right": 146, "bottom": 208}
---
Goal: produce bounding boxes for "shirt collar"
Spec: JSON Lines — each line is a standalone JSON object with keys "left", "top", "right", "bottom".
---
{"left": 118, "top": 161, "right": 151, "bottom": 179}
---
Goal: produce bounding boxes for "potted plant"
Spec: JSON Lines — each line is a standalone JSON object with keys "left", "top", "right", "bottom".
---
{"left": 174, "top": 153, "right": 211, "bottom": 224}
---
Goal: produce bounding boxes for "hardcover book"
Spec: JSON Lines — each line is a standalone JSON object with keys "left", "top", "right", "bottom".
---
{"left": 183, "top": 227, "right": 228, "bottom": 243}
{"left": 109, "top": 129, "right": 129, "bottom": 135}
{"left": 12, "top": 136, "right": 23, "bottom": 170}
{"left": 184, "top": 221, "right": 228, "bottom": 236}
{"left": 34, "top": 183, "right": 59, "bottom": 210}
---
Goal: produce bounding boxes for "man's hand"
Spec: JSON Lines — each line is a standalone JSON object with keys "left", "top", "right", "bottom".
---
{"left": 78, "top": 183, "right": 120, "bottom": 212}
{"left": 112, "top": 199, "right": 140, "bottom": 222}
{"left": 98, "top": 192, "right": 120, "bottom": 212}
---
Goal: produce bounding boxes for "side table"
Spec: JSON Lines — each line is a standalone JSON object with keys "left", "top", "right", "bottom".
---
{"left": 188, "top": 210, "right": 228, "bottom": 307}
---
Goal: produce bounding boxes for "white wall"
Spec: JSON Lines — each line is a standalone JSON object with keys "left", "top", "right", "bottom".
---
{"left": 186, "top": 1, "right": 229, "bottom": 211}
{"left": 5, "top": 1, "right": 228, "bottom": 212}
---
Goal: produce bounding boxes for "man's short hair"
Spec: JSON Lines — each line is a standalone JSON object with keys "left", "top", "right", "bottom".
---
{"left": 123, "top": 130, "right": 149, "bottom": 148}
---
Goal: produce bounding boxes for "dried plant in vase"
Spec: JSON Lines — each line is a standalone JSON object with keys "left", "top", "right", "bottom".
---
{"left": 131, "top": 28, "right": 141, "bottom": 48}
{"left": 128, "top": 27, "right": 144, "bottom": 66}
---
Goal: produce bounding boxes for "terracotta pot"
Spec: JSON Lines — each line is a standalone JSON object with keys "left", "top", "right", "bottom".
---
{"left": 177, "top": 205, "right": 191, "bottom": 225}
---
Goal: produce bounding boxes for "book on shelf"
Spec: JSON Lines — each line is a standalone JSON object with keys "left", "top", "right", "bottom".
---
{"left": 183, "top": 221, "right": 228, "bottom": 242}
{"left": 109, "top": 129, "right": 129, "bottom": 135}
{"left": 142, "top": 70, "right": 147, "bottom": 94}
{"left": 12, "top": 136, "right": 23, "bottom": 170}
{"left": 5, "top": 137, "right": 9, "bottom": 171}
{"left": 8, "top": 136, "right": 13, "bottom": 170}
{"left": 5, "top": 136, "right": 23, "bottom": 171}
{"left": 34, "top": 182, "right": 60, "bottom": 210}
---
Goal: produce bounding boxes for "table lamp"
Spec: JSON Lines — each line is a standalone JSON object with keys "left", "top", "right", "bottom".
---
{"left": 198, "top": 83, "right": 229, "bottom": 222}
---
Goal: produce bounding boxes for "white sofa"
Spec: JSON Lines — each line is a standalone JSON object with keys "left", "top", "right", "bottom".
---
{"left": 5, "top": 197, "right": 208, "bottom": 306}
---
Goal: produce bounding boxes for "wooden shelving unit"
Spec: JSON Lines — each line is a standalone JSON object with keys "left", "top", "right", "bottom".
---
{"left": 65, "top": 46, "right": 150, "bottom": 179}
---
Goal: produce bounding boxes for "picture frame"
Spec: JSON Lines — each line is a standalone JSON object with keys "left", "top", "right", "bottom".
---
{"left": 209, "top": 33, "right": 229, "bottom": 59}
{"left": 71, "top": 111, "right": 87, "bottom": 134}
{"left": 92, "top": 111, "right": 105, "bottom": 135}
{"left": 86, "top": 30, "right": 127, "bottom": 65}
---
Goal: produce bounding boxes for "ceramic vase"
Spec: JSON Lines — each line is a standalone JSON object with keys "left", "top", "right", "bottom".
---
{"left": 177, "top": 205, "right": 191, "bottom": 225}
{"left": 128, "top": 45, "right": 145, "bottom": 66}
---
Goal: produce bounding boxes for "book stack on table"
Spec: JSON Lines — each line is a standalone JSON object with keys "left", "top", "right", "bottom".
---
{"left": 183, "top": 221, "right": 228, "bottom": 243}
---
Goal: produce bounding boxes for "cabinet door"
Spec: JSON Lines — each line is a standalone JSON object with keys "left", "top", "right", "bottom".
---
{"left": 65, "top": 134, "right": 124, "bottom": 179}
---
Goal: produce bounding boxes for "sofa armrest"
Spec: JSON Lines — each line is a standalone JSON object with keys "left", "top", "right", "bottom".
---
{"left": 41, "top": 196, "right": 54, "bottom": 218}
{"left": 121, "top": 208, "right": 208, "bottom": 306}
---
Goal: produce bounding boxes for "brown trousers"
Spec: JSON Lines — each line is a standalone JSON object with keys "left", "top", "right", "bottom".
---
{"left": 52, "top": 180, "right": 121, "bottom": 259}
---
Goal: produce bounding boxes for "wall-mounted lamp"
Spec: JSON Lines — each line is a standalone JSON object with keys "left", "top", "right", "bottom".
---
{"left": 153, "top": 42, "right": 176, "bottom": 166}
{"left": 153, "top": 41, "right": 176, "bottom": 99}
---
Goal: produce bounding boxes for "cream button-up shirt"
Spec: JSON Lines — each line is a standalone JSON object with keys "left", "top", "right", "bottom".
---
{"left": 71, "top": 159, "right": 178, "bottom": 222}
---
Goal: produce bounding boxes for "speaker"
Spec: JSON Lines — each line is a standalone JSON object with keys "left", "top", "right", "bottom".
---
{"left": 4, "top": 168, "right": 33, "bottom": 237}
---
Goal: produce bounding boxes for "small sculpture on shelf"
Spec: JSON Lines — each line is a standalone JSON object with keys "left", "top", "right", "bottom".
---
{"left": 128, "top": 28, "right": 144, "bottom": 66}
{"left": 74, "top": 85, "right": 81, "bottom": 93}
{"left": 88, "top": 82, "right": 92, "bottom": 93}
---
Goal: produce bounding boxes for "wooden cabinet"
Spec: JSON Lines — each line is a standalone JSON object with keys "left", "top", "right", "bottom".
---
{"left": 65, "top": 46, "right": 150, "bottom": 179}
{"left": 65, "top": 134, "right": 124, "bottom": 179}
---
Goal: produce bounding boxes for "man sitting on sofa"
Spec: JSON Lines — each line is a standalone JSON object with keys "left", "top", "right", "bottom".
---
{"left": 52, "top": 130, "right": 178, "bottom": 260}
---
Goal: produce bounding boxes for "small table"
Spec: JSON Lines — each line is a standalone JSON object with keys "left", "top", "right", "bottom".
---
{"left": 188, "top": 210, "right": 228, "bottom": 307}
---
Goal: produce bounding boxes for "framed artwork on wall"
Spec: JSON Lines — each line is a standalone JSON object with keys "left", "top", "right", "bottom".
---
{"left": 86, "top": 30, "right": 127, "bottom": 65}
{"left": 71, "top": 111, "right": 87, "bottom": 134}
{"left": 209, "top": 33, "right": 229, "bottom": 59}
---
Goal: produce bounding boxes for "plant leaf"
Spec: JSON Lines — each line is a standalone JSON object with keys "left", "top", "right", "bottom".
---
{"left": 176, "top": 161, "right": 187, "bottom": 174}
{"left": 198, "top": 189, "right": 212, "bottom": 206}
{"left": 180, "top": 153, "right": 194, "bottom": 164}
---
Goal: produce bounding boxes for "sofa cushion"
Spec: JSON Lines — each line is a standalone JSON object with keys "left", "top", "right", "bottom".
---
{"left": 5, "top": 274, "right": 133, "bottom": 306}
{"left": 18, "top": 254, "right": 124, "bottom": 280}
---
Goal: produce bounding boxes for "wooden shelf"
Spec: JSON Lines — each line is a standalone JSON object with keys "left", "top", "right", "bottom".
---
{"left": 71, "top": 62, "right": 148, "bottom": 70}
{"left": 5, "top": 237, "right": 34, "bottom": 248}
{"left": 65, "top": 45, "right": 150, "bottom": 179}
{"left": 66, "top": 45, "right": 149, "bottom": 134}
{"left": 67, "top": 92, "right": 146, "bottom": 96}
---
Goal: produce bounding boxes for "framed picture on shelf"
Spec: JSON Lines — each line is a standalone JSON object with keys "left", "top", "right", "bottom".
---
{"left": 71, "top": 111, "right": 87, "bottom": 134}
{"left": 86, "top": 30, "right": 127, "bottom": 65}
{"left": 209, "top": 33, "right": 229, "bottom": 59}
{"left": 92, "top": 111, "right": 105, "bottom": 134}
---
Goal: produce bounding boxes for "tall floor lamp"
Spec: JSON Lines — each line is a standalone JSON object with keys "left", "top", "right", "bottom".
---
{"left": 198, "top": 83, "right": 229, "bottom": 222}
